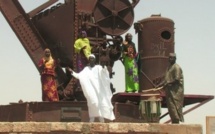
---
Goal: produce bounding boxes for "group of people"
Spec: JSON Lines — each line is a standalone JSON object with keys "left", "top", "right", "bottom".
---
{"left": 38, "top": 31, "right": 184, "bottom": 124}
{"left": 38, "top": 30, "right": 115, "bottom": 122}
{"left": 121, "top": 33, "right": 184, "bottom": 124}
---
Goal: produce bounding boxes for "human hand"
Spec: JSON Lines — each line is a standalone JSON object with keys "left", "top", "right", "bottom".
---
{"left": 43, "top": 60, "right": 48, "bottom": 66}
{"left": 44, "top": 59, "right": 48, "bottom": 63}
{"left": 164, "top": 81, "right": 173, "bottom": 87}
{"left": 134, "top": 53, "right": 138, "bottom": 57}
{"left": 66, "top": 67, "right": 73, "bottom": 74}
{"left": 82, "top": 46, "right": 87, "bottom": 49}
{"left": 155, "top": 84, "right": 161, "bottom": 89}
{"left": 156, "top": 82, "right": 163, "bottom": 88}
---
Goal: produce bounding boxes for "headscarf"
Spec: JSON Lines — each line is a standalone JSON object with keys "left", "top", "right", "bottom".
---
{"left": 81, "top": 30, "right": 87, "bottom": 37}
{"left": 43, "top": 48, "right": 53, "bottom": 62}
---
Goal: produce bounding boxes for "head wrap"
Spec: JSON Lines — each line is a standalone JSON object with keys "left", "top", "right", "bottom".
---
{"left": 44, "top": 48, "right": 50, "bottom": 53}
{"left": 43, "top": 48, "right": 53, "bottom": 61}
{"left": 89, "top": 54, "right": 96, "bottom": 59}
{"left": 44, "top": 48, "right": 51, "bottom": 57}
{"left": 125, "top": 33, "right": 132, "bottom": 38}
{"left": 169, "top": 53, "right": 176, "bottom": 57}
{"left": 81, "top": 30, "right": 87, "bottom": 37}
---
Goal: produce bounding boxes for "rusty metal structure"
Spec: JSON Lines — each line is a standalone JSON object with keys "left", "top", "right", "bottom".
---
{"left": 134, "top": 14, "right": 175, "bottom": 91}
{"left": 0, "top": 0, "right": 214, "bottom": 123}
{"left": 0, "top": 0, "right": 139, "bottom": 101}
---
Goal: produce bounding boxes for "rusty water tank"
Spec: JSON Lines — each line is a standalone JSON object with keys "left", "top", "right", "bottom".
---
{"left": 134, "top": 14, "right": 175, "bottom": 91}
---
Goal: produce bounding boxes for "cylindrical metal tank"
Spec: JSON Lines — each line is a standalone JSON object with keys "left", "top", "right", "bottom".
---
{"left": 134, "top": 14, "right": 175, "bottom": 91}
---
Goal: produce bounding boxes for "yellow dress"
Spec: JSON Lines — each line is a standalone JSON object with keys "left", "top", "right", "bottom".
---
{"left": 74, "top": 38, "right": 91, "bottom": 59}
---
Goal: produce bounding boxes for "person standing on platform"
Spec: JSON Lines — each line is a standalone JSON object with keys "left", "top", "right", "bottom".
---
{"left": 38, "top": 48, "right": 59, "bottom": 101}
{"left": 121, "top": 33, "right": 139, "bottom": 93}
{"left": 74, "top": 30, "right": 91, "bottom": 72}
{"left": 67, "top": 54, "right": 115, "bottom": 122}
{"left": 156, "top": 53, "right": 184, "bottom": 124}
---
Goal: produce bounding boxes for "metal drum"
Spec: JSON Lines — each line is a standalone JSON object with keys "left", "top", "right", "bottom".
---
{"left": 134, "top": 14, "right": 175, "bottom": 91}
{"left": 139, "top": 93, "right": 162, "bottom": 123}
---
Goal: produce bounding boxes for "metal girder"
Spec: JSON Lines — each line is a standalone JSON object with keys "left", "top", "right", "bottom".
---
{"left": 0, "top": 0, "right": 68, "bottom": 85}
{"left": 0, "top": 0, "right": 46, "bottom": 70}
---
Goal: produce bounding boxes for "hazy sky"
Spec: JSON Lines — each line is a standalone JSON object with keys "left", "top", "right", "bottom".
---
{"left": 1, "top": 0, "right": 215, "bottom": 133}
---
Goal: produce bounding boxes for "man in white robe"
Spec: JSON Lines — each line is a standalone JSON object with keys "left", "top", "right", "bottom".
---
{"left": 67, "top": 54, "right": 115, "bottom": 122}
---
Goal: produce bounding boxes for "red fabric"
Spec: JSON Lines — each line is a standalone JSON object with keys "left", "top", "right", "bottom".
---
{"left": 41, "top": 74, "right": 59, "bottom": 101}
{"left": 39, "top": 58, "right": 59, "bottom": 101}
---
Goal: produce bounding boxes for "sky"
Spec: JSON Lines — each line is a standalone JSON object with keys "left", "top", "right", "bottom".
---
{"left": 0, "top": 0, "right": 215, "bottom": 133}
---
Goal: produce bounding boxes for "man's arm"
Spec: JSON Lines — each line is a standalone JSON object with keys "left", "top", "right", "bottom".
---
{"left": 66, "top": 67, "right": 79, "bottom": 79}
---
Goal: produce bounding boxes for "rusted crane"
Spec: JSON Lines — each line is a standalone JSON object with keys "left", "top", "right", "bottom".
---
{"left": 0, "top": 0, "right": 213, "bottom": 123}
{"left": 0, "top": 0, "right": 139, "bottom": 101}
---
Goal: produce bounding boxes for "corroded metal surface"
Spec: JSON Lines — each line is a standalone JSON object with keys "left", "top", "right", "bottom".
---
{"left": 1, "top": 0, "right": 213, "bottom": 123}
{"left": 112, "top": 92, "right": 214, "bottom": 121}
{"left": 93, "top": 0, "right": 135, "bottom": 35}
{"left": 0, "top": 94, "right": 213, "bottom": 122}
{"left": 0, "top": 101, "right": 141, "bottom": 122}
{"left": 0, "top": 0, "right": 45, "bottom": 69}
{"left": 134, "top": 14, "right": 175, "bottom": 91}
{"left": 0, "top": 0, "right": 137, "bottom": 101}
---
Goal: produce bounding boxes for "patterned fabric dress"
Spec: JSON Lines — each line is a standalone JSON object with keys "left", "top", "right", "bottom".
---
{"left": 38, "top": 57, "right": 59, "bottom": 101}
{"left": 122, "top": 41, "right": 139, "bottom": 93}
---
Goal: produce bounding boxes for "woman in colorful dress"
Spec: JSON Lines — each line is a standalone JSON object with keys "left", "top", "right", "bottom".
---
{"left": 74, "top": 30, "right": 91, "bottom": 72}
{"left": 38, "top": 48, "right": 59, "bottom": 101}
{"left": 122, "top": 33, "right": 139, "bottom": 93}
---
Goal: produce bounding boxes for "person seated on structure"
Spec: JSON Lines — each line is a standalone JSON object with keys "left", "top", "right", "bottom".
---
{"left": 74, "top": 30, "right": 91, "bottom": 72}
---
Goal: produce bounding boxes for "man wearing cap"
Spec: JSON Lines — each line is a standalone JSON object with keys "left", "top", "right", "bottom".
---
{"left": 67, "top": 54, "right": 115, "bottom": 122}
{"left": 157, "top": 53, "right": 184, "bottom": 124}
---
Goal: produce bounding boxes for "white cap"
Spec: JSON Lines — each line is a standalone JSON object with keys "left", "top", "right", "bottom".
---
{"left": 89, "top": 54, "right": 95, "bottom": 59}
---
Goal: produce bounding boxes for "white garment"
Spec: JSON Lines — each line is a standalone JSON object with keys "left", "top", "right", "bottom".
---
{"left": 72, "top": 65, "right": 115, "bottom": 121}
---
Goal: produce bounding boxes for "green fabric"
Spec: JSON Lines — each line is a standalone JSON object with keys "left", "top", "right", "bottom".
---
{"left": 164, "top": 63, "right": 184, "bottom": 122}
{"left": 123, "top": 55, "right": 139, "bottom": 92}
{"left": 74, "top": 38, "right": 91, "bottom": 58}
